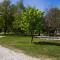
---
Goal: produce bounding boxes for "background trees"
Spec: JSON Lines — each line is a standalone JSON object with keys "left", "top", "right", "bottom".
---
{"left": 13, "top": 0, "right": 25, "bottom": 35}
{"left": 0, "top": 0, "right": 15, "bottom": 34}
{"left": 0, "top": 0, "right": 60, "bottom": 37}
{"left": 45, "top": 8, "right": 60, "bottom": 35}
{"left": 0, "top": 0, "right": 25, "bottom": 34}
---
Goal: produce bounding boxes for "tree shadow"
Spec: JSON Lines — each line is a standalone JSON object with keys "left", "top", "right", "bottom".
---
{"left": 33, "top": 42, "right": 60, "bottom": 46}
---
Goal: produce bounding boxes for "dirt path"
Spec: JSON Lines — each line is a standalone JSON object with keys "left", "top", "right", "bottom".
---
{"left": 0, "top": 46, "right": 41, "bottom": 60}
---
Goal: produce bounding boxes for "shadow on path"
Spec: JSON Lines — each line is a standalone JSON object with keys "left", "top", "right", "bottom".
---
{"left": 33, "top": 42, "right": 60, "bottom": 46}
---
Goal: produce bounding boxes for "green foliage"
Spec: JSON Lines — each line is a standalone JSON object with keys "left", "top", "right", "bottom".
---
{"left": 22, "top": 7, "right": 44, "bottom": 33}
{"left": 13, "top": 7, "right": 44, "bottom": 35}
{"left": 13, "top": 13, "right": 29, "bottom": 34}
{"left": 0, "top": 0, "right": 15, "bottom": 34}
{"left": 0, "top": 0, "right": 44, "bottom": 35}
{"left": 0, "top": 16, "right": 4, "bottom": 28}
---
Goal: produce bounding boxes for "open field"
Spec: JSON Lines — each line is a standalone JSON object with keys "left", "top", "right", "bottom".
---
{"left": 0, "top": 35, "right": 60, "bottom": 60}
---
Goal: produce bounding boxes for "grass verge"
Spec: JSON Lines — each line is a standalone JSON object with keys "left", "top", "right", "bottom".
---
{"left": 0, "top": 35, "right": 60, "bottom": 60}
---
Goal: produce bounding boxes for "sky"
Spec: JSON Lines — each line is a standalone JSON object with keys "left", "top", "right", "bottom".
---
{"left": 0, "top": 0, "right": 4, "bottom": 3}
{"left": 0, "top": 0, "right": 60, "bottom": 11}
{"left": 23, "top": 0, "right": 60, "bottom": 11}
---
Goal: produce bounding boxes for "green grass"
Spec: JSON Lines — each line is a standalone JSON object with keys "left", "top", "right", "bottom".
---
{"left": 0, "top": 35, "right": 60, "bottom": 59}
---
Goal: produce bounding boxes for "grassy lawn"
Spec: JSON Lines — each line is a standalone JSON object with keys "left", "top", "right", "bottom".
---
{"left": 0, "top": 35, "right": 60, "bottom": 59}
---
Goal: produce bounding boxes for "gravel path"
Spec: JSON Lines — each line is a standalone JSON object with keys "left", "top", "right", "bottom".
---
{"left": 34, "top": 36, "right": 60, "bottom": 40}
{"left": 0, "top": 46, "right": 40, "bottom": 60}
{"left": 0, "top": 46, "right": 57, "bottom": 60}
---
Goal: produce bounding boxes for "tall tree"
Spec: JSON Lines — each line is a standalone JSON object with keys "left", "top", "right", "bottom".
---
{"left": 0, "top": 0, "right": 15, "bottom": 34}
{"left": 13, "top": 7, "right": 44, "bottom": 42}
{"left": 26, "top": 8, "right": 44, "bottom": 42}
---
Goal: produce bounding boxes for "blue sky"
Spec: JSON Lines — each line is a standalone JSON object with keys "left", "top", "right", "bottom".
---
{"left": 11, "top": 0, "right": 60, "bottom": 11}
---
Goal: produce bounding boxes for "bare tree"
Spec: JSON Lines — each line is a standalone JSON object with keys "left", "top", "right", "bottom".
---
{"left": 45, "top": 8, "right": 60, "bottom": 35}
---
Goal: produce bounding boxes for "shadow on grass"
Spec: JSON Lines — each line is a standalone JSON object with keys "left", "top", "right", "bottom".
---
{"left": 33, "top": 42, "right": 60, "bottom": 46}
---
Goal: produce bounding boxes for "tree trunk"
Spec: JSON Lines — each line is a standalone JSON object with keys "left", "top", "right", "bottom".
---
{"left": 31, "top": 31, "right": 34, "bottom": 43}
{"left": 38, "top": 30, "right": 40, "bottom": 36}
{"left": 4, "top": 26, "right": 7, "bottom": 35}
